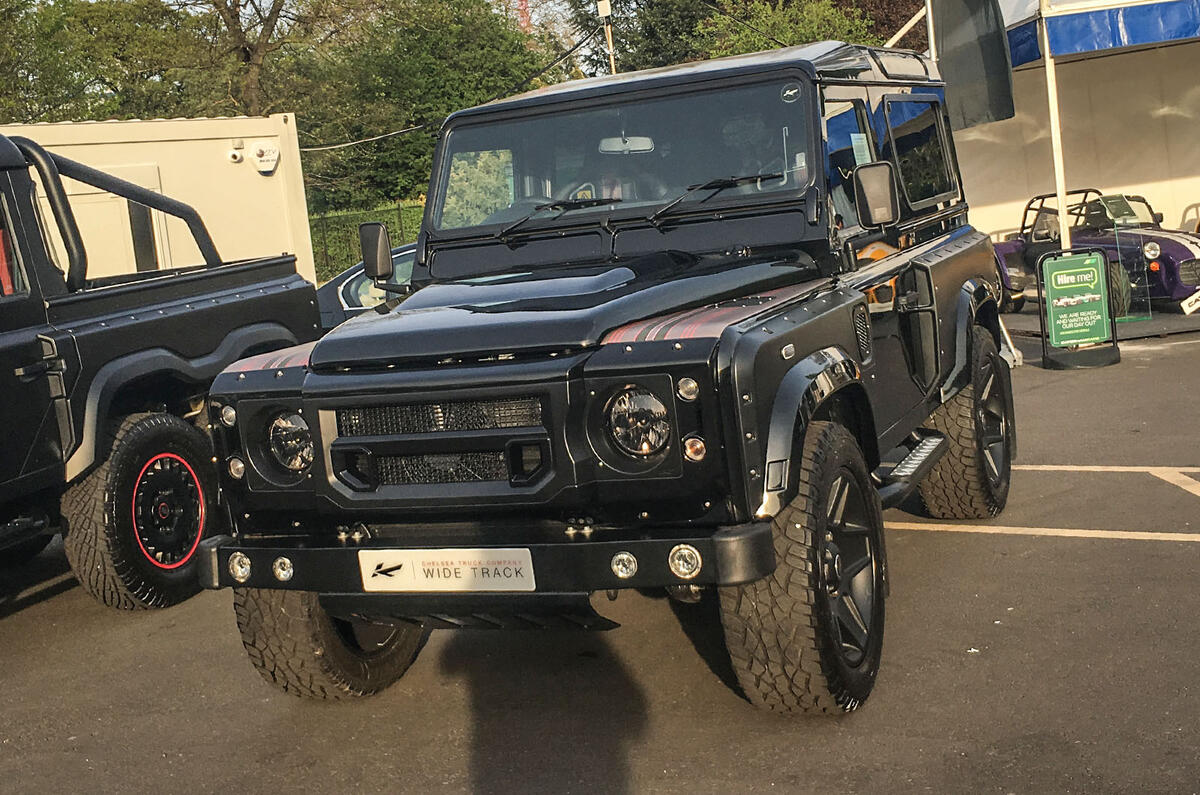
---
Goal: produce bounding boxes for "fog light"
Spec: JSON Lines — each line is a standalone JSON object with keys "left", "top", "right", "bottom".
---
{"left": 677, "top": 377, "right": 699, "bottom": 402}
{"left": 228, "top": 456, "right": 245, "bottom": 480}
{"left": 611, "top": 551, "right": 638, "bottom": 579}
{"left": 668, "top": 544, "right": 702, "bottom": 579}
{"left": 684, "top": 436, "right": 706, "bottom": 462}
{"left": 272, "top": 556, "right": 294, "bottom": 582}
{"left": 219, "top": 404, "right": 237, "bottom": 427}
{"left": 228, "top": 552, "right": 252, "bottom": 583}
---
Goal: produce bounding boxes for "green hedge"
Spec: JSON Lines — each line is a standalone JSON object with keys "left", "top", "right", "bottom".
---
{"left": 309, "top": 203, "right": 425, "bottom": 284}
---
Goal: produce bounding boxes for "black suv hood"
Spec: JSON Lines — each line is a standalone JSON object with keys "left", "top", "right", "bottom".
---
{"left": 308, "top": 251, "right": 814, "bottom": 371}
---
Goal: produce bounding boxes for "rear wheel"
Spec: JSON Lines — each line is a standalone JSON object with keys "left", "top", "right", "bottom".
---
{"left": 62, "top": 413, "right": 216, "bottom": 609}
{"left": 718, "top": 421, "right": 885, "bottom": 715}
{"left": 234, "top": 588, "right": 428, "bottom": 699}
{"left": 919, "top": 332, "right": 1015, "bottom": 519}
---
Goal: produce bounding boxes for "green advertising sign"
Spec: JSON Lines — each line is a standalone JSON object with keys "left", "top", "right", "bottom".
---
{"left": 1042, "top": 252, "right": 1112, "bottom": 348}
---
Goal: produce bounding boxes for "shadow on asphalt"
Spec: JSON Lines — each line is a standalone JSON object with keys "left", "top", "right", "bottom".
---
{"left": 438, "top": 630, "right": 647, "bottom": 795}
{"left": 0, "top": 537, "right": 78, "bottom": 620}
{"left": 667, "top": 592, "right": 744, "bottom": 698}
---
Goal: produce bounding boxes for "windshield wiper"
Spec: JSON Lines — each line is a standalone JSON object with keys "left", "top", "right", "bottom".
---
{"left": 497, "top": 197, "right": 623, "bottom": 244}
{"left": 647, "top": 172, "right": 785, "bottom": 228}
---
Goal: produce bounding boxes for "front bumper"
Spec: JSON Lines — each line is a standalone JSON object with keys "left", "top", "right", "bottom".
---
{"left": 198, "top": 522, "right": 775, "bottom": 598}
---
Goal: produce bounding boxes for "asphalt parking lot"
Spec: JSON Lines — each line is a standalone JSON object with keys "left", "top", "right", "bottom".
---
{"left": 3, "top": 331, "right": 1199, "bottom": 794}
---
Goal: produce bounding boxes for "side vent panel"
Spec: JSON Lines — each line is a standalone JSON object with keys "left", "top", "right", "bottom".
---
{"left": 853, "top": 304, "right": 873, "bottom": 362}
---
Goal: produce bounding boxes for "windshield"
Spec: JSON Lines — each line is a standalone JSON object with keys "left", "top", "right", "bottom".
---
{"left": 432, "top": 79, "right": 813, "bottom": 233}
{"left": 1075, "top": 195, "right": 1157, "bottom": 230}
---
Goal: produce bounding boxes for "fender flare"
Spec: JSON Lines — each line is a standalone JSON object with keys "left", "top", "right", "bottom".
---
{"left": 755, "top": 345, "right": 868, "bottom": 519}
{"left": 64, "top": 323, "right": 301, "bottom": 482}
{"left": 940, "top": 279, "right": 1001, "bottom": 403}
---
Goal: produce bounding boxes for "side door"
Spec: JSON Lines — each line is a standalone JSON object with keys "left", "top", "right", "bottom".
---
{"left": 0, "top": 171, "right": 63, "bottom": 501}
{"left": 822, "top": 86, "right": 928, "bottom": 438}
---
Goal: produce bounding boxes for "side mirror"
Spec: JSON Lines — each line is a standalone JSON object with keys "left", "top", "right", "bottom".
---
{"left": 1153, "top": 211, "right": 1164, "bottom": 224}
{"left": 360, "top": 222, "right": 393, "bottom": 282}
{"left": 852, "top": 161, "right": 900, "bottom": 228}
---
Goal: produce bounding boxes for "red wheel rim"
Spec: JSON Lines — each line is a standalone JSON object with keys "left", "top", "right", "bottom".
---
{"left": 130, "top": 452, "right": 206, "bottom": 570}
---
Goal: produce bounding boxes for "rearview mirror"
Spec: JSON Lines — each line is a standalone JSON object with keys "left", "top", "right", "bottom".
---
{"left": 360, "top": 222, "right": 393, "bottom": 281}
{"left": 1154, "top": 211, "right": 1164, "bottom": 224}
{"left": 852, "top": 162, "right": 900, "bottom": 228}
{"left": 599, "top": 136, "right": 654, "bottom": 154}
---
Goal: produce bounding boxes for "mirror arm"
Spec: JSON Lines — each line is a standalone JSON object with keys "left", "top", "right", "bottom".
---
{"left": 373, "top": 281, "right": 413, "bottom": 296}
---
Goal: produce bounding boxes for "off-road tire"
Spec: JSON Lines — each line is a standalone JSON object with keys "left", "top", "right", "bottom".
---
{"left": 0, "top": 534, "right": 53, "bottom": 566}
{"left": 1108, "top": 262, "right": 1132, "bottom": 318}
{"left": 234, "top": 588, "right": 428, "bottom": 699}
{"left": 718, "top": 421, "right": 886, "bottom": 715}
{"left": 919, "top": 332, "right": 1014, "bottom": 519}
{"left": 61, "top": 413, "right": 217, "bottom": 609}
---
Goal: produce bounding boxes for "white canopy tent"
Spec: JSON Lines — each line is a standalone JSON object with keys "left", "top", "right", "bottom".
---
{"left": 907, "top": 0, "right": 1200, "bottom": 243}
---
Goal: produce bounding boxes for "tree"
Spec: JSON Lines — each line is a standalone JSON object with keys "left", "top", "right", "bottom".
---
{"left": 691, "top": 0, "right": 879, "bottom": 59}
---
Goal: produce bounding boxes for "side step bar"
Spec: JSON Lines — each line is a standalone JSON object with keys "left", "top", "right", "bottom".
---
{"left": 876, "top": 431, "right": 948, "bottom": 510}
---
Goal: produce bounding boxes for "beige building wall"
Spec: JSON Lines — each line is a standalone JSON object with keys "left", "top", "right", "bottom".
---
{"left": 0, "top": 114, "right": 315, "bottom": 283}
{"left": 956, "top": 41, "right": 1200, "bottom": 240}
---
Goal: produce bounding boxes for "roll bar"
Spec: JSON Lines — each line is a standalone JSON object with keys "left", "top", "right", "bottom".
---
{"left": 8, "top": 136, "right": 222, "bottom": 292}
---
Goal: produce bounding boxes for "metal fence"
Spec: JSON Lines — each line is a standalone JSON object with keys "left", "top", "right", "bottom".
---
{"left": 309, "top": 203, "right": 425, "bottom": 283}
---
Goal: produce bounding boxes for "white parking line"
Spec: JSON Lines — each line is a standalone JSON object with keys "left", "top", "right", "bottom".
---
{"left": 1013, "top": 464, "right": 1200, "bottom": 473}
{"left": 1012, "top": 464, "right": 1200, "bottom": 499}
{"left": 887, "top": 521, "right": 1200, "bottom": 543}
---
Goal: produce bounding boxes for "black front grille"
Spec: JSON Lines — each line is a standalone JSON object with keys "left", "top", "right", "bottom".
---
{"left": 853, "top": 305, "right": 872, "bottom": 361}
{"left": 337, "top": 397, "right": 542, "bottom": 437}
{"left": 362, "top": 452, "right": 510, "bottom": 485}
{"left": 1179, "top": 259, "right": 1200, "bottom": 286}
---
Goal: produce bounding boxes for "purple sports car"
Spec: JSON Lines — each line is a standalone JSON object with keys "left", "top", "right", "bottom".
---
{"left": 994, "top": 189, "right": 1200, "bottom": 312}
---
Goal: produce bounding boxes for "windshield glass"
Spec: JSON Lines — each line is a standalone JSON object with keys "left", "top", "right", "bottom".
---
{"left": 432, "top": 79, "right": 813, "bottom": 233}
{"left": 1074, "top": 195, "right": 1156, "bottom": 230}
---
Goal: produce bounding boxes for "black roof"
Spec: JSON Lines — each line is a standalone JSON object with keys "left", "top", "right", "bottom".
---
{"left": 449, "top": 42, "right": 938, "bottom": 122}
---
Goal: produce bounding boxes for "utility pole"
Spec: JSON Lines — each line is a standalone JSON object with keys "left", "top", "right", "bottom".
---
{"left": 597, "top": 0, "right": 617, "bottom": 74}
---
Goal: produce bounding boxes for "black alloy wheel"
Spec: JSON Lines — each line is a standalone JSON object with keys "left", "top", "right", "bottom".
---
{"left": 131, "top": 453, "right": 206, "bottom": 570}
{"left": 975, "top": 355, "right": 1010, "bottom": 494}
{"left": 822, "top": 470, "right": 879, "bottom": 669}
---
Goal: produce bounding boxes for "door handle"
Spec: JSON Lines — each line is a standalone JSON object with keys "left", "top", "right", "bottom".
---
{"left": 14, "top": 360, "right": 53, "bottom": 379}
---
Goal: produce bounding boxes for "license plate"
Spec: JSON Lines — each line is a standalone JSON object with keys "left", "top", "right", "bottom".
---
{"left": 358, "top": 548, "right": 535, "bottom": 593}
{"left": 1182, "top": 290, "right": 1200, "bottom": 315}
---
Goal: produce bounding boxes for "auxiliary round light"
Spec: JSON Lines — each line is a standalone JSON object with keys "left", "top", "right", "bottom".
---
{"left": 1143, "top": 241, "right": 1161, "bottom": 260}
{"left": 219, "top": 404, "right": 238, "bottom": 427}
{"left": 267, "top": 411, "right": 314, "bottom": 473}
{"left": 227, "top": 456, "right": 246, "bottom": 480}
{"left": 676, "top": 377, "right": 700, "bottom": 402}
{"left": 668, "top": 544, "right": 702, "bottom": 580}
{"left": 610, "top": 551, "right": 638, "bottom": 579}
{"left": 228, "top": 552, "right": 252, "bottom": 583}
{"left": 606, "top": 386, "right": 670, "bottom": 457}
{"left": 272, "top": 556, "right": 294, "bottom": 582}
{"left": 683, "top": 436, "right": 707, "bottom": 462}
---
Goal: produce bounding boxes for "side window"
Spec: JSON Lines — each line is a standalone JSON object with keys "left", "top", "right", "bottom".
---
{"left": 0, "top": 202, "right": 29, "bottom": 298}
{"left": 343, "top": 249, "right": 416, "bottom": 309}
{"left": 824, "top": 98, "right": 873, "bottom": 230}
{"left": 881, "top": 98, "right": 956, "bottom": 210}
{"left": 438, "top": 149, "right": 515, "bottom": 229}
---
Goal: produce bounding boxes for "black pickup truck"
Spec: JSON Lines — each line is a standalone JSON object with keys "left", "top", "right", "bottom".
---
{"left": 200, "top": 42, "right": 1016, "bottom": 714}
{"left": 0, "top": 135, "right": 318, "bottom": 609}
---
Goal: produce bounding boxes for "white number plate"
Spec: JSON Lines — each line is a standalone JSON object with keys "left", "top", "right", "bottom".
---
{"left": 1181, "top": 289, "right": 1200, "bottom": 316}
{"left": 358, "top": 548, "right": 535, "bottom": 593}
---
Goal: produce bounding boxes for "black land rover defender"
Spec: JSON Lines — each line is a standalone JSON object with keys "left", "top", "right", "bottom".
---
{"left": 0, "top": 135, "right": 319, "bottom": 609}
{"left": 200, "top": 43, "right": 1016, "bottom": 714}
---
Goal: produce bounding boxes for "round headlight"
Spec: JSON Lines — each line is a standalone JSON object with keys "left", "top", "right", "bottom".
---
{"left": 267, "top": 411, "right": 314, "bottom": 473}
{"left": 1143, "top": 241, "right": 1161, "bottom": 260}
{"left": 607, "top": 386, "right": 670, "bottom": 457}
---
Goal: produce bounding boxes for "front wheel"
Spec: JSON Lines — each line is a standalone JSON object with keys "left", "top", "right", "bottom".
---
{"left": 719, "top": 421, "right": 886, "bottom": 715}
{"left": 234, "top": 588, "right": 428, "bottom": 699}
{"left": 62, "top": 413, "right": 216, "bottom": 609}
